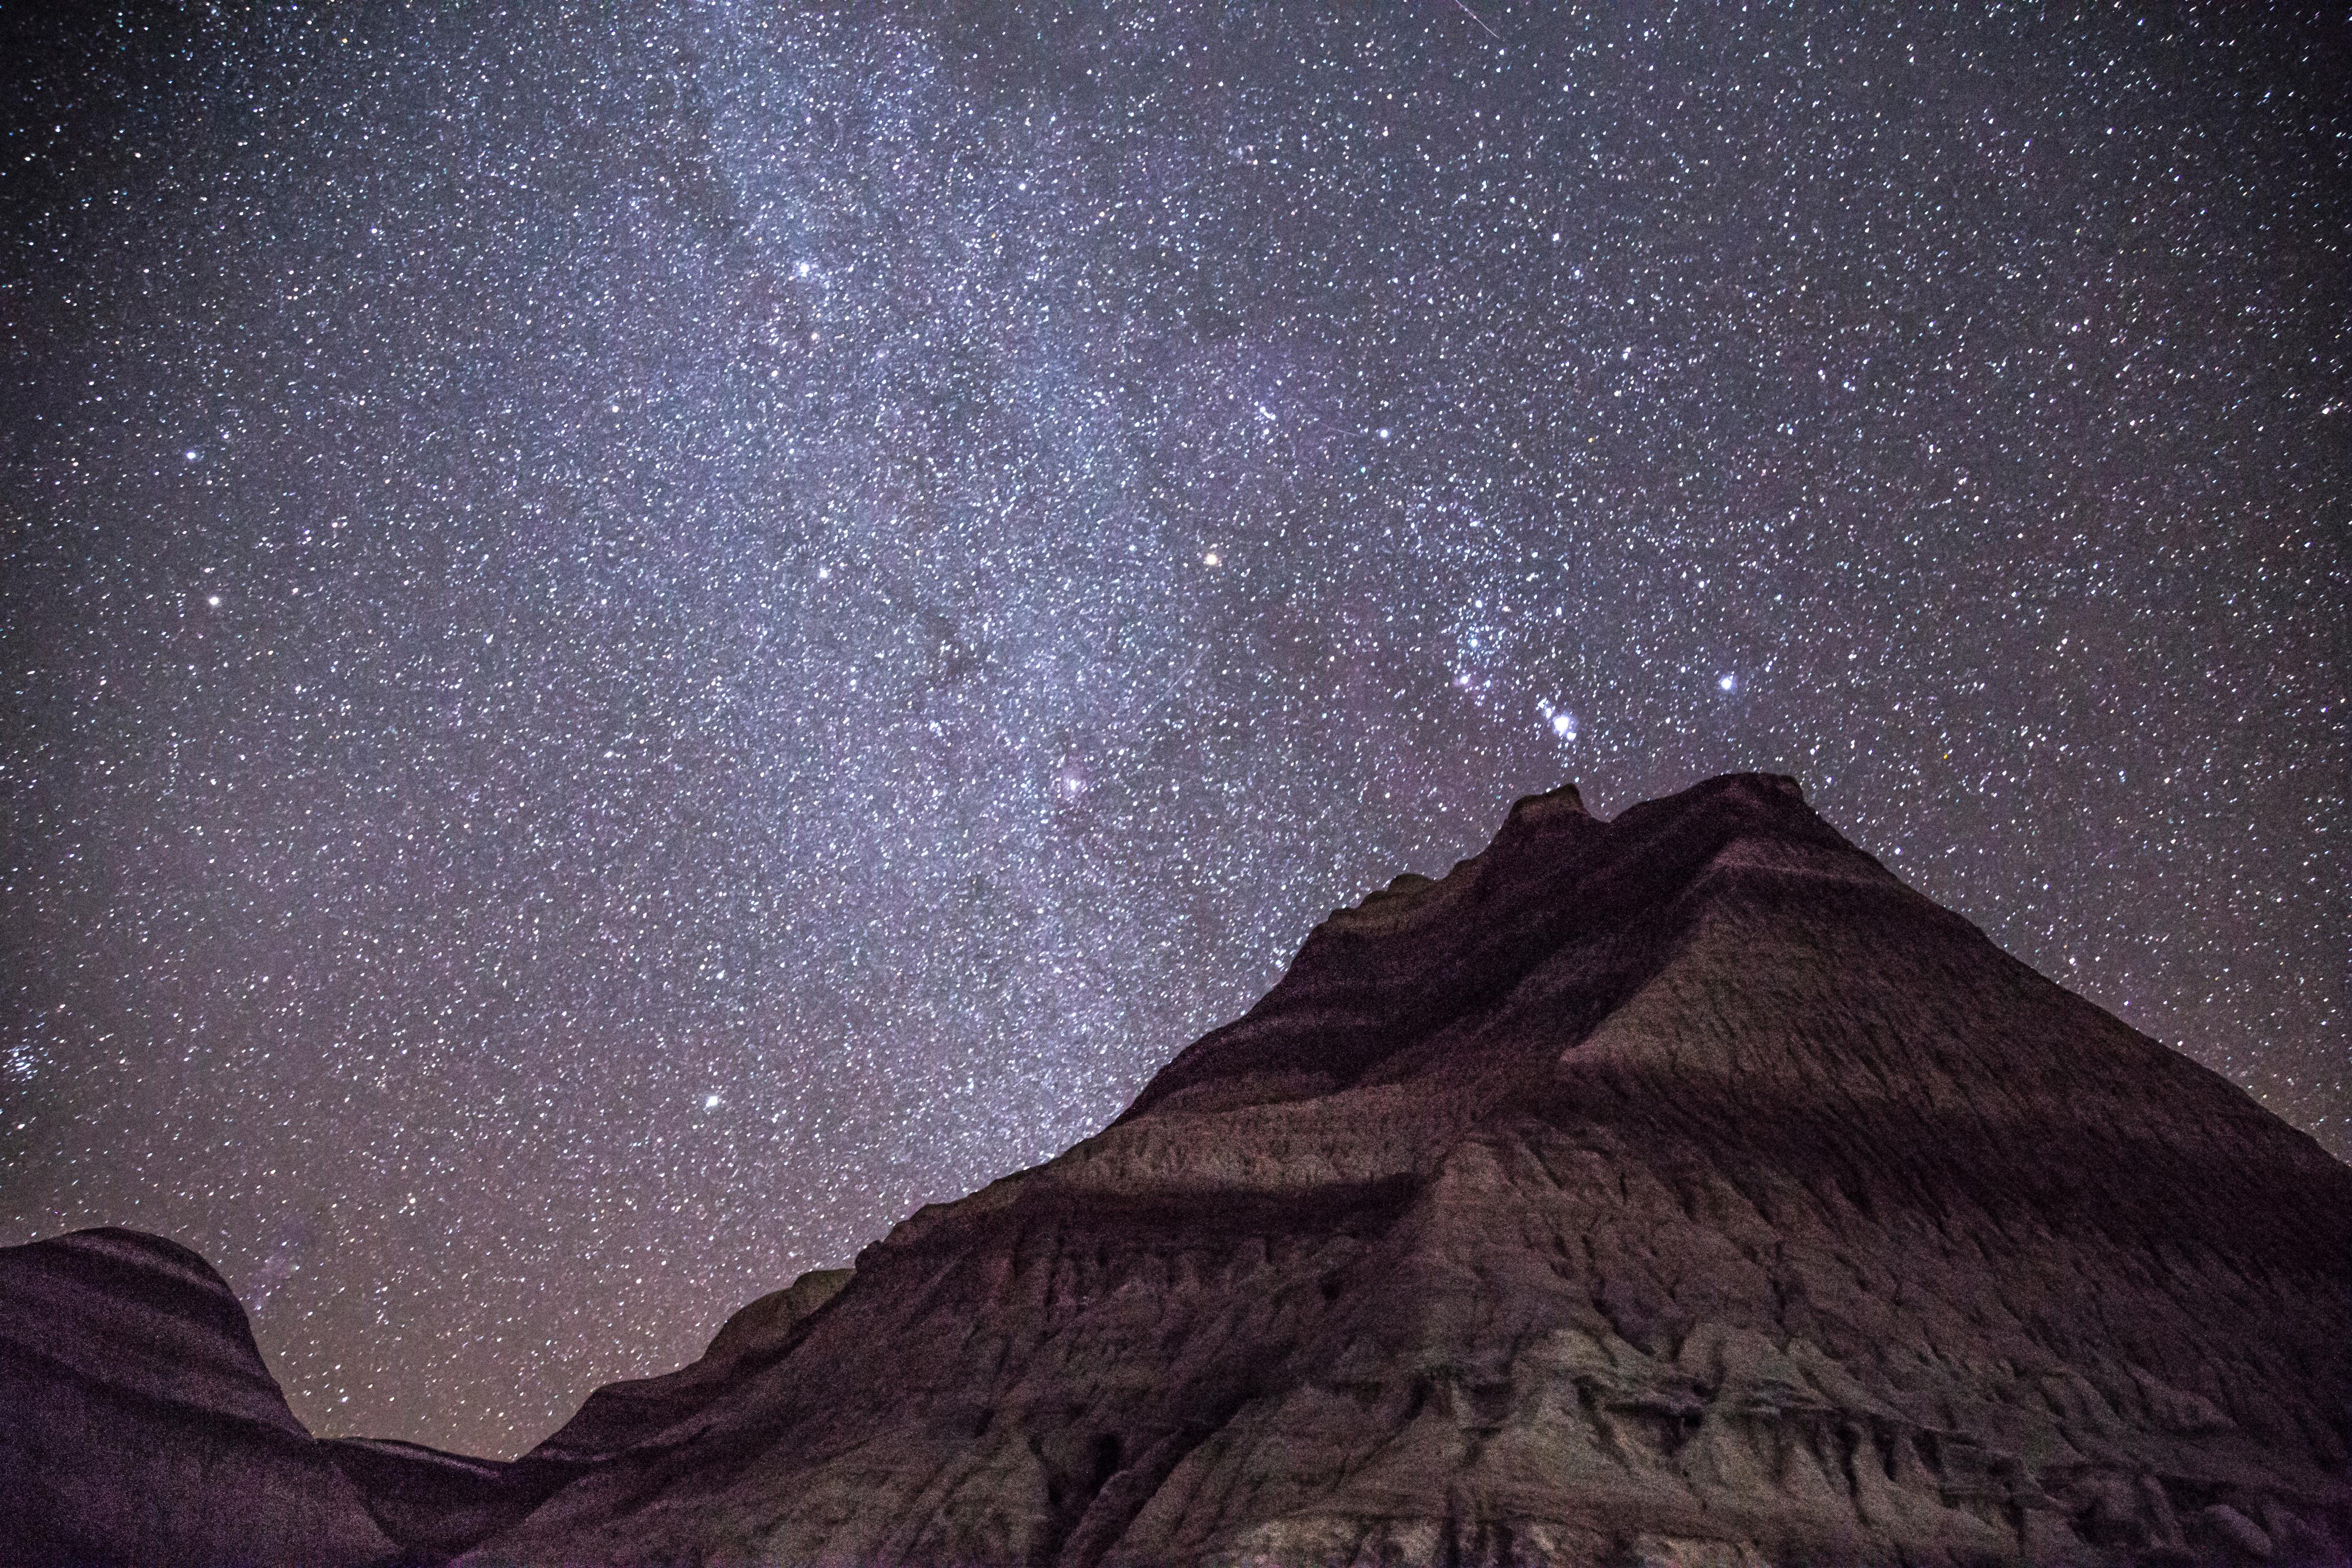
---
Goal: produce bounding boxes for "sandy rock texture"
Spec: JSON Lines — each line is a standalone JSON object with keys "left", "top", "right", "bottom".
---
{"left": 456, "top": 774, "right": 2352, "bottom": 1566}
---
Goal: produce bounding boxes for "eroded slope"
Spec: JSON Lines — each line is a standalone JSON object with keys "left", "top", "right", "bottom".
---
{"left": 460, "top": 775, "right": 2352, "bottom": 1566}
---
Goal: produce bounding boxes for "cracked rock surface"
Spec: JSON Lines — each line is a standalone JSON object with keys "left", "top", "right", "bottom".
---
{"left": 6, "top": 775, "right": 2347, "bottom": 1567}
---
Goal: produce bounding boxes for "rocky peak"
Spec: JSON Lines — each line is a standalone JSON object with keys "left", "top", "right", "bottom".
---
{"left": 6, "top": 773, "right": 2349, "bottom": 1567}
{"left": 1120, "top": 771, "right": 1863, "bottom": 1125}
{"left": 0, "top": 1228, "right": 396, "bottom": 1567}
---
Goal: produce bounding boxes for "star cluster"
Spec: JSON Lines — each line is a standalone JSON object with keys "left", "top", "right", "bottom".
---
{"left": 2, "top": 4, "right": 2343, "bottom": 1457}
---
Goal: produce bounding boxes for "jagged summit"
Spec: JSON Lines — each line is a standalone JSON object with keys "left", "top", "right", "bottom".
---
{"left": 6, "top": 773, "right": 2349, "bottom": 1567}
{"left": 1122, "top": 771, "right": 1846, "bottom": 1122}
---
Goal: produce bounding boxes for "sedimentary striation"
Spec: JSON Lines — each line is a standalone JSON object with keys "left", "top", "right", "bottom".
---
{"left": 6, "top": 774, "right": 2348, "bottom": 1566}
{"left": 0, "top": 1227, "right": 397, "bottom": 1567}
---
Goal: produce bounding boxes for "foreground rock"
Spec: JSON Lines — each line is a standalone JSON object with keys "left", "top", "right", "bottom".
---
{"left": 6, "top": 774, "right": 2348, "bottom": 1565}
{"left": 460, "top": 775, "right": 2352, "bottom": 1566}
{"left": 0, "top": 1227, "right": 397, "bottom": 1567}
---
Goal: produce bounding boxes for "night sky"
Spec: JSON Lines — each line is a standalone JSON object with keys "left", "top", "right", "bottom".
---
{"left": 3, "top": 4, "right": 2344, "bottom": 1460}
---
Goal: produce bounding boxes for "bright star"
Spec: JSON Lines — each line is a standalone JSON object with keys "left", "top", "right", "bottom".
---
{"left": 1718, "top": 673, "right": 1737, "bottom": 692}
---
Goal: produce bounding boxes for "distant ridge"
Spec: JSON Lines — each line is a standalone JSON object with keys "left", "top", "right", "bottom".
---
{"left": 5, "top": 774, "right": 2347, "bottom": 1566}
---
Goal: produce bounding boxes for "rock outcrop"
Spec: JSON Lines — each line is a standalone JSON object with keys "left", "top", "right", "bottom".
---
{"left": 456, "top": 774, "right": 2352, "bottom": 1566}
{"left": 0, "top": 1227, "right": 397, "bottom": 1567}
{"left": 6, "top": 774, "right": 2349, "bottom": 1566}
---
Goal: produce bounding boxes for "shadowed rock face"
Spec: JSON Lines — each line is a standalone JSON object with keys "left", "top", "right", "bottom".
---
{"left": 308, "top": 1268, "right": 851, "bottom": 1560}
{"left": 0, "top": 1223, "right": 856, "bottom": 1566}
{"left": 0, "top": 1227, "right": 397, "bottom": 1568}
{"left": 452, "top": 775, "right": 2352, "bottom": 1566}
{"left": 7, "top": 774, "right": 2350, "bottom": 1567}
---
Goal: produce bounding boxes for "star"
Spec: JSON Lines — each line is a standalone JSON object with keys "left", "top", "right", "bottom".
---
{"left": 2, "top": 2, "right": 2334, "bottom": 1460}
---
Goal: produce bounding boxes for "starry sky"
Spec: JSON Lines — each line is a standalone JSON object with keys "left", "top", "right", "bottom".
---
{"left": 2, "top": 2, "right": 2344, "bottom": 1459}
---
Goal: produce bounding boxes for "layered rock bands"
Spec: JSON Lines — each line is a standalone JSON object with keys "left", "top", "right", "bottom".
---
{"left": 6, "top": 774, "right": 2347, "bottom": 1567}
